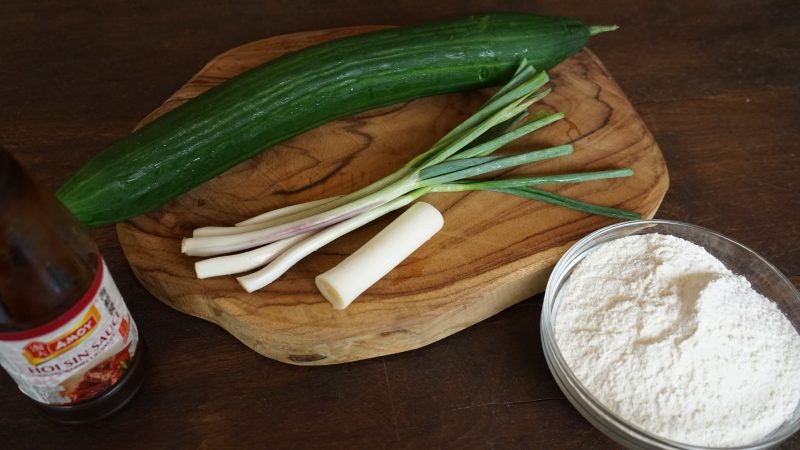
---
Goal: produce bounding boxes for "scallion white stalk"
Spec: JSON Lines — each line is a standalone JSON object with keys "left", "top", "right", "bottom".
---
{"left": 315, "top": 202, "right": 443, "bottom": 309}
{"left": 237, "top": 189, "right": 430, "bottom": 293}
{"left": 194, "top": 231, "right": 314, "bottom": 279}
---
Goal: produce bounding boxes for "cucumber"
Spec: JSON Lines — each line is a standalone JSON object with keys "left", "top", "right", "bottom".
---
{"left": 57, "top": 13, "right": 612, "bottom": 227}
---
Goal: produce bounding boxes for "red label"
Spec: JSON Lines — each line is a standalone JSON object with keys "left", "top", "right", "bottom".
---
{"left": 0, "top": 257, "right": 139, "bottom": 405}
{"left": 119, "top": 318, "right": 130, "bottom": 340}
{"left": 22, "top": 306, "right": 101, "bottom": 365}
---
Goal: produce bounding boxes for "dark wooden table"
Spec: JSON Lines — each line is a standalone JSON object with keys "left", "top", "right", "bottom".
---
{"left": 2, "top": 1, "right": 798, "bottom": 448}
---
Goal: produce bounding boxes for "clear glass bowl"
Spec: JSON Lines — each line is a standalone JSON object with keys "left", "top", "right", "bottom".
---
{"left": 541, "top": 219, "right": 800, "bottom": 449}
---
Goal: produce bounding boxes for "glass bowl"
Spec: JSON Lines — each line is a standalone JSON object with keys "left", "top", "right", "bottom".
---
{"left": 541, "top": 219, "right": 800, "bottom": 449}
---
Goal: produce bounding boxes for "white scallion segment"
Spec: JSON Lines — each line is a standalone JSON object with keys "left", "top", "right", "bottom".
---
{"left": 314, "top": 202, "right": 444, "bottom": 310}
{"left": 193, "top": 196, "right": 344, "bottom": 237}
{"left": 194, "top": 231, "right": 314, "bottom": 279}
{"left": 181, "top": 180, "right": 415, "bottom": 257}
{"left": 235, "top": 196, "right": 343, "bottom": 227}
{"left": 235, "top": 190, "right": 428, "bottom": 293}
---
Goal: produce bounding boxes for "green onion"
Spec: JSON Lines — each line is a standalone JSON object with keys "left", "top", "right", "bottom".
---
{"left": 181, "top": 62, "right": 640, "bottom": 292}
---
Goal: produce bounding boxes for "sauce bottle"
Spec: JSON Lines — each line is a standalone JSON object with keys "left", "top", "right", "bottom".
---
{"left": 0, "top": 148, "right": 146, "bottom": 423}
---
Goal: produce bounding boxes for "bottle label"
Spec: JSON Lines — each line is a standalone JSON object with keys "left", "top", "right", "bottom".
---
{"left": 0, "top": 257, "right": 139, "bottom": 405}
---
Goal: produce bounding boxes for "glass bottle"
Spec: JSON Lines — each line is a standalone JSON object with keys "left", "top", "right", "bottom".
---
{"left": 0, "top": 148, "right": 146, "bottom": 423}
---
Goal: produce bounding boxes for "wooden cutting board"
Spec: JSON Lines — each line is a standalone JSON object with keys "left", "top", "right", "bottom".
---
{"left": 116, "top": 26, "right": 668, "bottom": 365}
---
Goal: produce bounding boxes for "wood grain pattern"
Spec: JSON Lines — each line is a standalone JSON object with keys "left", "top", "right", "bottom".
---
{"left": 115, "top": 26, "right": 668, "bottom": 365}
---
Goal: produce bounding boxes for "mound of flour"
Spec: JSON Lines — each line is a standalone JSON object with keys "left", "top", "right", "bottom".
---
{"left": 555, "top": 233, "right": 800, "bottom": 446}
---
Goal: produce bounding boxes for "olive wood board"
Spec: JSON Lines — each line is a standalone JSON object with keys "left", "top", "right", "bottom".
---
{"left": 116, "top": 26, "right": 669, "bottom": 365}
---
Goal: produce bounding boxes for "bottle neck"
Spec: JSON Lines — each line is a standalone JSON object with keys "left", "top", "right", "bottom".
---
{"left": 0, "top": 149, "right": 98, "bottom": 333}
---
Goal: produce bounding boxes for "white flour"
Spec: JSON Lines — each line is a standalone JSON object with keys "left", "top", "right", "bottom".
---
{"left": 554, "top": 233, "right": 800, "bottom": 446}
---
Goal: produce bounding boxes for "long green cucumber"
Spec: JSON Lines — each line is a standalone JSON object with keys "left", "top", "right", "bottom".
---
{"left": 57, "top": 12, "right": 614, "bottom": 227}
